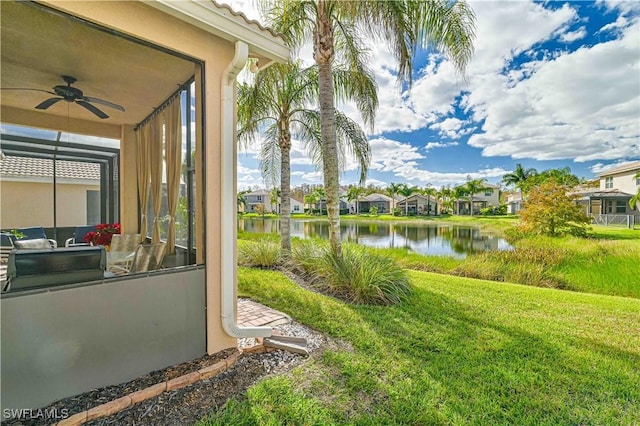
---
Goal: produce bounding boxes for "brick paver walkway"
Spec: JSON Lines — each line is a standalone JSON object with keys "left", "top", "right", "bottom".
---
{"left": 237, "top": 299, "right": 291, "bottom": 327}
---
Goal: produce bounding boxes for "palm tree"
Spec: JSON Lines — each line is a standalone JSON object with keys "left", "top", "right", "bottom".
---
{"left": 502, "top": 163, "right": 537, "bottom": 194}
{"left": 266, "top": 0, "right": 476, "bottom": 255}
{"left": 269, "top": 187, "right": 281, "bottom": 213}
{"left": 630, "top": 172, "right": 640, "bottom": 210}
{"left": 237, "top": 190, "right": 249, "bottom": 212}
{"left": 346, "top": 185, "right": 364, "bottom": 214}
{"left": 438, "top": 185, "right": 453, "bottom": 214}
{"left": 398, "top": 184, "right": 417, "bottom": 216}
{"left": 314, "top": 187, "right": 326, "bottom": 215}
{"left": 386, "top": 182, "right": 403, "bottom": 215}
{"left": 238, "top": 61, "right": 372, "bottom": 252}
{"left": 463, "top": 178, "right": 491, "bottom": 216}
{"left": 304, "top": 192, "right": 320, "bottom": 214}
{"left": 421, "top": 185, "right": 437, "bottom": 216}
{"left": 453, "top": 184, "right": 468, "bottom": 215}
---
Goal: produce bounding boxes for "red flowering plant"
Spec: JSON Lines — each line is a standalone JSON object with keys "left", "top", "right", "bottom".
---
{"left": 83, "top": 223, "right": 121, "bottom": 247}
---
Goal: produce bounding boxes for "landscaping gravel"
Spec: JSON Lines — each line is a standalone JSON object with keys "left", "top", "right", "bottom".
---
{"left": 3, "top": 321, "right": 328, "bottom": 426}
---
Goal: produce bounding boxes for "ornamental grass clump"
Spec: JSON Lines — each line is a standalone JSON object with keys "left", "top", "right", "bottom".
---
{"left": 292, "top": 242, "right": 412, "bottom": 305}
{"left": 238, "top": 238, "right": 281, "bottom": 268}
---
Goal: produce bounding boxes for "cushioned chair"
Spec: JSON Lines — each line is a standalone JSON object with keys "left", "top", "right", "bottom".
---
{"left": 129, "top": 243, "right": 166, "bottom": 274}
{"left": 65, "top": 225, "right": 97, "bottom": 247}
{"left": 110, "top": 233, "right": 140, "bottom": 252}
{"left": 108, "top": 234, "right": 141, "bottom": 274}
{"left": 0, "top": 233, "right": 17, "bottom": 264}
{"left": 16, "top": 226, "right": 57, "bottom": 249}
{"left": 13, "top": 238, "right": 53, "bottom": 250}
{"left": 5, "top": 246, "right": 106, "bottom": 292}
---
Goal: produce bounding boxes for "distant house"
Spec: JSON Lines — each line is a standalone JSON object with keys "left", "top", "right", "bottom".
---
{"left": 506, "top": 192, "right": 523, "bottom": 214}
{"left": 574, "top": 161, "right": 640, "bottom": 216}
{"left": 454, "top": 183, "right": 501, "bottom": 215}
{"left": 1, "top": 156, "right": 101, "bottom": 228}
{"left": 244, "top": 189, "right": 273, "bottom": 213}
{"left": 396, "top": 193, "right": 439, "bottom": 215}
{"left": 359, "top": 193, "right": 393, "bottom": 214}
{"left": 289, "top": 197, "right": 304, "bottom": 214}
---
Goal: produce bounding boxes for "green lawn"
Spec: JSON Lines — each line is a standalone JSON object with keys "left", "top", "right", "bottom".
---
{"left": 238, "top": 219, "right": 640, "bottom": 299}
{"left": 201, "top": 268, "right": 640, "bottom": 425}
{"left": 377, "top": 228, "right": 640, "bottom": 298}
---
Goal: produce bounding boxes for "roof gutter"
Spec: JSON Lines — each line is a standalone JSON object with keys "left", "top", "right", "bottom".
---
{"left": 220, "top": 41, "right": 271, "bottom": 338}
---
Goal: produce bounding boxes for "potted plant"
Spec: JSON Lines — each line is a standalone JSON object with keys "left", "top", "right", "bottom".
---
{"left": 83, "top": 223, "right": 121, "bottom": 248}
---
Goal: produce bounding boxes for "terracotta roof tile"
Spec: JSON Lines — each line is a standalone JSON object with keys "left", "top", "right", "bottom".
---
{"left": 213, "top": 1, "right": 284, "bottom": 41}
{"left": 0, "top": 155, "right": 100, "bottom": 181}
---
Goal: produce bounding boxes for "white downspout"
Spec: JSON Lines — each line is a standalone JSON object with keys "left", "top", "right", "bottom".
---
{"left": 220, "top": 41, "right": 272, "bottom": 338}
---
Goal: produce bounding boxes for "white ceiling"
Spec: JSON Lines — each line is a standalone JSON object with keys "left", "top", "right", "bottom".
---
{"left": 0, "top": 1, "right": 196, "bottom": 127}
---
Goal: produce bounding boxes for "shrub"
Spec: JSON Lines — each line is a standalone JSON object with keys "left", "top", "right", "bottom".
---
{"left": 369, "top": 206, "right": 379, "bottom": 216}
{"left": 290, "top": 239, "right": 326, "bottom": 275}
{"left": 292, "top": 243, "right": 412, "bottom": 305}
{"left": 238, "top": 239, "right": 281, "bottom": 268}
{"left": 519, "top": 180, "right": 591, "bottom": 237}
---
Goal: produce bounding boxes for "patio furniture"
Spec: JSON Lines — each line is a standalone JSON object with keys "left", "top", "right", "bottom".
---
{"left": 108, "top": 234, "right": 140, "bottom": 274}
{"left": 16, "top": 226, "right": 57, "bottom": 248}
{"left": 107, "top": 250, "right": 138, "bottom": 275}
{"left": 13, "top": 238, "right": 53, "bottom": 250}
{"left": 129, "top": 243, "right": 166, "bottom": 274}
{"left": 0, "top": 233, "right": 16, "bottom": 264}
{"left": 65, "top": 225, "right": 97, "bottom": 247}
{"left": 4, "top": 246, "right": 106, "bottom": 292}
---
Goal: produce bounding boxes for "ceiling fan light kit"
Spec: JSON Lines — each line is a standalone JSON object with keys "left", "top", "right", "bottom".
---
{"left": 1, "top": 75, "right": 125, "bottom": 119}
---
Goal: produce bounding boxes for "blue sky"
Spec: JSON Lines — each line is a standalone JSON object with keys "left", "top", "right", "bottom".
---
{"left": 232, "top": 0, "right": 640, "bottom": 190}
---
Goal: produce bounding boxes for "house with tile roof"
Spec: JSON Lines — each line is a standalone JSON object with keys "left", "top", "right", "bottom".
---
{"left": 574, "top": 161, "right": 640, "bottom": 217}
{"left": 454, "top": 182, "right": 501, "bottom": 215}
{"left": 1, "top": 155, "right": 101, "bottom": 228}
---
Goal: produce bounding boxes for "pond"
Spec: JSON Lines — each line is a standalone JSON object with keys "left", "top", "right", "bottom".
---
{"left": 238, "top": 218, "right": 512, "bottom": 258}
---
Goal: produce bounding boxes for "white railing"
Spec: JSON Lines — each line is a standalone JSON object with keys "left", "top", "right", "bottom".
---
{"left": 590, "top": 214, "right": 636, "bottom": 228}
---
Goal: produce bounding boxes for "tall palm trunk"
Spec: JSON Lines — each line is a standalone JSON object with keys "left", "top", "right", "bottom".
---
{"left": 315, "top": 2, "right": 341, "bottom": 255}
{"left": 279, "top": 118, "right": 292, "bottom": 253}
{"left": 469, "top": 196, "right": 474, "bottom": 216}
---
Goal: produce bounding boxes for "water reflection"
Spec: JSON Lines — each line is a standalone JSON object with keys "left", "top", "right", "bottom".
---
{"left": 239, "top": 218, "right": 512, "bottom": 258}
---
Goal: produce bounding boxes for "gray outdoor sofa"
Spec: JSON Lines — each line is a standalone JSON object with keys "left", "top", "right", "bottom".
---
{"left": 4, "top": 246, "right": 107, "bottom": 292}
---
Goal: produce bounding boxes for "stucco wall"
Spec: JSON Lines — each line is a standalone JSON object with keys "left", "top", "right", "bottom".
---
{"left": 600, "top": 170, "right": 640, "bottom": 194}
{"left": 1, "top": 268, "right": 206, "bottom": 413}
{"left": 0, "top": 180, "right": 99, "bottom": 229}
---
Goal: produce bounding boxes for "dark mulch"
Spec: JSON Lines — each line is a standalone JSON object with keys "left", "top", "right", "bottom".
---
{"left": 3, "top": 348, "right": 307, "bottom": 426}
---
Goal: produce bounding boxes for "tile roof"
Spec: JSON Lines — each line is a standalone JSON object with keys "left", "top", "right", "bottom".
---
{"left": 213, "top": 1, "right": 284, "bottom": 40}
{"left": 364, "top": 193, "right": 393, "bottom": 202}
{"left": 573, "top": 189, "right": 633, "bottom": 199}
{"left": 0, "top": 155, "right": 100, "bottom": 181}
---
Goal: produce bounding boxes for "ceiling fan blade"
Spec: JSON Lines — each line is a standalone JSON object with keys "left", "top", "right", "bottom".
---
{"left": 76, "top": 100, "right": 109, "bottom": 119}
{"left": 35, "top": 97, "right": 64, "bottom": 110}
{"left": 85, "top": 96, "right": 125, "bottom": 112}
{"left": 2, "top": 88, "right": 57, "bottom": 95}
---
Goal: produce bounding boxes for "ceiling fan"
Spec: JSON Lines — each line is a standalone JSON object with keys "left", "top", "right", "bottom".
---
{"left": 1, "top": 75, "right": 125, "bottom": 119}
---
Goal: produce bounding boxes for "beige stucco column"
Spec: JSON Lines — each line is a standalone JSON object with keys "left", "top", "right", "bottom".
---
{"left": 119, "top": 125, "right": 138, "bottom": 234}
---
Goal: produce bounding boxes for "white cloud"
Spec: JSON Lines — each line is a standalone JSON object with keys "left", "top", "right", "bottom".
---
{"left": 560, "top": 26, "right": 587, "bottom": 42}
{"left": 424, "top": 141, "right": 459, "bottom": 151}
{"left": 590, "top": 160, "right": 638, "bottom": 174}
{"left": 237, "top": 164, "right": 263, "bottom": 190}
{"left": 365, "top": 177, "right": 388, "bottom": 187}
{"left": 429, "top": 117, "right": 471, "bottom": 139}
{"left": 467, "top": 19, "right": 640, "bottom": 162}
{"left": 300, "top": 171, "right": 323, "bottom": 183}
{"left": 368, "top": 137, "right": 425, "bottom": 173}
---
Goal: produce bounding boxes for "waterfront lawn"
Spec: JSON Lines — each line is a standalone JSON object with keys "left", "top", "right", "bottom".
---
{"left": 201, "top": 268, "right": 640, "bottom": 425}
{"left": 237, "top": 223, "right": 640, "bottom": 298}
{"left": 375, "top": 230, "right": 640, "bottom": 299}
